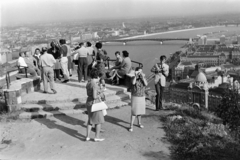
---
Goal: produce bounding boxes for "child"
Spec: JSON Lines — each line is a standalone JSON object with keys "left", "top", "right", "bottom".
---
{"left": 98, "top": 72, "right": 106, "bottom": 101}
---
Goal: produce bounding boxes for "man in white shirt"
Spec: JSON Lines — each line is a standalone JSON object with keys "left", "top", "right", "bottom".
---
{"left": 75, "top": 42, "right": 89, "bottom": 82}
{"left": 151, "top": 55, "right": 169, "bottom": 111}
{"left": 17, "top": 52, "right": 28, "bottom": 73}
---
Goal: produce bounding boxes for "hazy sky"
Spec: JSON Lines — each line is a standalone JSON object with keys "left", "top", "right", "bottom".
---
{"left": 1, "top": 0, "right": 240, "bottom": 26}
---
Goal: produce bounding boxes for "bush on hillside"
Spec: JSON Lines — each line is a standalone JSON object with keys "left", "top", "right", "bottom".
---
{"left": 163, "top": 107, "right": 240, "bottom": 160}
{"left": 214, "top": 90, "right": 240, "bottom": 141}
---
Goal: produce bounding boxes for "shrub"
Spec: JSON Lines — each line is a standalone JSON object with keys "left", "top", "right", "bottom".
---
{"left": 214, "top": 90, "right": 240, "bottom": 140}
{"left": 163, "top": 106, "right": 240, "bottom": 160}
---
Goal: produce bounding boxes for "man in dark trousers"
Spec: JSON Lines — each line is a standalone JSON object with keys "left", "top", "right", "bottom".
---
{"left": 151, "top": 55, "right": 169, "bottom": 111}
{"left": 74, "top": 42, "right": 89, "bottom": 82}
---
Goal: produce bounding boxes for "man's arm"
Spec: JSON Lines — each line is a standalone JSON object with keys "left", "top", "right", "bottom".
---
{"left": 151, "top": 64, "right": 160, "bottom": 73}
{"left": 162, "top": 65, "right": 169, "bottom": 77}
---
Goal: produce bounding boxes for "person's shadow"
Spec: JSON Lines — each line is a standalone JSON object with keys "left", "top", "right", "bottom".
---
{"left": 35, "top": 118, "right": 86, "bottom": 141}
{"left": 104, "top": 114, "right": 129, "bottom": 130}
{"left": 34, "top": 104, "right": 87, "bottom": 141}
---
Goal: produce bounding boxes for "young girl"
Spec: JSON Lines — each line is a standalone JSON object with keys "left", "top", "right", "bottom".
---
{"left": 98, "top": 72, "right": 106, "bottom": 101}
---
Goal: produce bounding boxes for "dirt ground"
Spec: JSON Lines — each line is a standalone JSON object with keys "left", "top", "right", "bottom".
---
{"left": 0, "top": 105, "right": 171, "bottom": 160}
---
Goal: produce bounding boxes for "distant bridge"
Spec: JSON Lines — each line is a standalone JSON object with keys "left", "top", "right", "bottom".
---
{"left": 219, "top": 22, "right": 240, "bottom": 27}
{"left": 100, "top": 38, "right": 192, "bottom": 45}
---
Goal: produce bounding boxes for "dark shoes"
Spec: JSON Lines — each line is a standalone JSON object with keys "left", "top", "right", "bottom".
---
{"left": 52, "top": 89, "right": 57, "bottom": 94}
{"left": 62, "top": 79, "right": 69, "bottom": 83}
{"left": 43, "top": 90, "right": 57, "bottom": 94}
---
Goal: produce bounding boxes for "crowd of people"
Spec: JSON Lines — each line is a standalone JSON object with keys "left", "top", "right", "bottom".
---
{"left": 17, "top": 40, "right": 169, "bottom": 142}
{"left": 85, "top": 55, "right": 169, "bottom": 141}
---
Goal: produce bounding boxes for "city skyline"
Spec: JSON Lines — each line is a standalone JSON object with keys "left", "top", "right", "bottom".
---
{"left": 1, "top": 0, "right": 240, "bottom": 26}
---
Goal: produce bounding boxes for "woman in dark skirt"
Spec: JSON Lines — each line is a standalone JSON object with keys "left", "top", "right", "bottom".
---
{"left": 85, "top": 69, "right": 105, "bottom": 142}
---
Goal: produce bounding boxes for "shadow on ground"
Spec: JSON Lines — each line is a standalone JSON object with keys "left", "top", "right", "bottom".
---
{"left": 34, "top": 118, "right": 86, "bottom": 141}
{"left": 143, "top": 151, "right": 171, "bottom": 160}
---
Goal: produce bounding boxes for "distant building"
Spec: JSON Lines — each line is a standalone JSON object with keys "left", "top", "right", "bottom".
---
{"left": 93, "top": 32, "right": 99, "bottom": 39}
{"left": 0, "top": 48, "right": 12, "bottom": 65}
{"left": 198, "top": 36, "right": 207, "bottom": 45}
{"left": 165, "top": 68, "right": 238, "bottom": 109}
{"left": 81, "top": 33, "right": 93, "bottom": 40}
{"left": 220, "top": 35, "right": 226, "bottom": 44}
{"left": 237, "top": 35, "right": 240, "bottom": 44}
{"left": 112, "top": 31, "right": 120, "bottom": 36}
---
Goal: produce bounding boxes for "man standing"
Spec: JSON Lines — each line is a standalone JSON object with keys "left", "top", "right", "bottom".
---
{"left": 59, "top": 39, "right": 70, "bottom": 83}
{"left": 86, "top": 41, "right": 95, "bottom": 76}
{"left": 151, "top": 55, "right": 169, "bottom": 111}
{"left": 39, "top": 47, "right": 57, "bottom": 94}
{"left": 75, "top": 42, "right": 89, "bottom": 82}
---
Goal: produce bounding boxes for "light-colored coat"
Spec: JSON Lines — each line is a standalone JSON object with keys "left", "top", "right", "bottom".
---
{"left": 152, "top": 63, "right": 169, "bottom": 87}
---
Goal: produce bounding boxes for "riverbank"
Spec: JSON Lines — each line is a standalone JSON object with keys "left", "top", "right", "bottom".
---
{"left": 120, "top": 26, "right": 221, "bottom": 40}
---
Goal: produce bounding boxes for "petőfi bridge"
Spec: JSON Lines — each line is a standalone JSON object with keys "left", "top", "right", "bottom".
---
{"left": 100, "top": 38, "right": 193, "bottom": 45}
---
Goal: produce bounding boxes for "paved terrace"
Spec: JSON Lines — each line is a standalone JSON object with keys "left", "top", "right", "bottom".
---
{"left": 21, "top": 75, "right": 128, "bottom": 104}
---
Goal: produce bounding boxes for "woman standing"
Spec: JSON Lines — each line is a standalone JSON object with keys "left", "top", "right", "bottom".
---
{"left": 47, "top": 41, "right": 61, "bottom": 81}
{"left": 129, "top": 67, "right": 148, "bottom": 132}
{"left": 94, "top": 42, "right": 108, "bottom": 84}
{"left": 85, "top": 69, "right": 105, "bottom": 142}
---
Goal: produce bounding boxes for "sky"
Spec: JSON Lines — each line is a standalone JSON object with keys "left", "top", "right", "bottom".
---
{"left": 1, "top": 0, "right": 240, "bottom": 26}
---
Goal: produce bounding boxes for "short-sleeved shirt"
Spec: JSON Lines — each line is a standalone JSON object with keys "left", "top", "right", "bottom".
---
{"left": 76, "top": 47, "right": 89, "bottom": 58}
{"left": 17, "top": 57, "right": 27, "bottom": 68}
{"left": 39, "top": 53, "right": 56, "bottom": 67}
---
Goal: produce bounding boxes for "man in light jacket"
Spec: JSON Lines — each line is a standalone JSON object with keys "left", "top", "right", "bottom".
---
{"left": 151, "top": 55, "right": 169, "bottom": 111}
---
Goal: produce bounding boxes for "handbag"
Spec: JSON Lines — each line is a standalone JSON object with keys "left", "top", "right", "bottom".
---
{"left": 91, "top": 101, "right": 108, "bottom": 112}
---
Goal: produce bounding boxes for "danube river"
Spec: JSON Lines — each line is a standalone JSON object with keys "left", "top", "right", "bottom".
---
{"left": 103, "top": 26, "right": 240, "bottom": 78}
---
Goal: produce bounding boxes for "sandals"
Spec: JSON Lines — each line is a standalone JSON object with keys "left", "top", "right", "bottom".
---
{"left": 129, "top": 124, "right": 144, "bottom": 132}
{"left": 139, "top": 124, "right": 144, "bottom": 129}
{"left": 94, "top": 138, "right": 105, "bottom": 142}
{"left": 85, "top": 137, "right": 90, "bottom": 141}
{"left": 129, "top": 128, "right": 133, "bottom": 132}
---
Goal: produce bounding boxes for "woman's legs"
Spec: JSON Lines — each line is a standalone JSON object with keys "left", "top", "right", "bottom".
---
{"left": 95, "top": 124, "right": 101, "bottom": 138}
{"left": 137, "top": 116, "right": 144, "bottom": 128}
{"left": 94, "top": 124, "right": 104, "bottom": 141}
{"left": 86, "top": 120, "right": 92, "bottom": 140}
{"left": 129, "top": 115, "right": 135, "bottom": 132}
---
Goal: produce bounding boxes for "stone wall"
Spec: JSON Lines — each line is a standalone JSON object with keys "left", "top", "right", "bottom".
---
{"left": 3, "top": 78, "right": 40, "bottom": 112}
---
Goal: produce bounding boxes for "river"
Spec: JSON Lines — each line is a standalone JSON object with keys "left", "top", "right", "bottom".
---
{"left": 103, "top": 26, "right": 240, "bottom": 87}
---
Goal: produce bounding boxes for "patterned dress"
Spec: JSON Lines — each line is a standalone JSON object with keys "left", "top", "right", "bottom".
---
{"left": 131, "top": 78, "right": 146, "bottom": 116}
{"left": 86, "top": 79, "right": 105, "bottom": 125}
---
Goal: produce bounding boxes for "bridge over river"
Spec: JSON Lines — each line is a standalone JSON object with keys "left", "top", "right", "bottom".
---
{"left": 100, "top": 37, "right": 194, "bottom": 45}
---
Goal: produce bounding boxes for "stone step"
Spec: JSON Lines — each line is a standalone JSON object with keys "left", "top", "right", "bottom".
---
{"left": 21, "top": 93, "right": 131, "bottom": 112}
{"left": 22, "top": 87, "right": 127, "bottom": 104}
{"left": 19, "top": 100, "right": 131, "bottom": 119}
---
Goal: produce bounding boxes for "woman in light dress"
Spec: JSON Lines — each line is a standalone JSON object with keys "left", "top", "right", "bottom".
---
{"left": 129, "top": 67, "right": 148, "bottom": 132}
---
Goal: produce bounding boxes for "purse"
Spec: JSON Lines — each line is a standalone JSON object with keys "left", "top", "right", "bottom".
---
{"left": 91, "top": 101, "right": 108, "bottom": 112}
